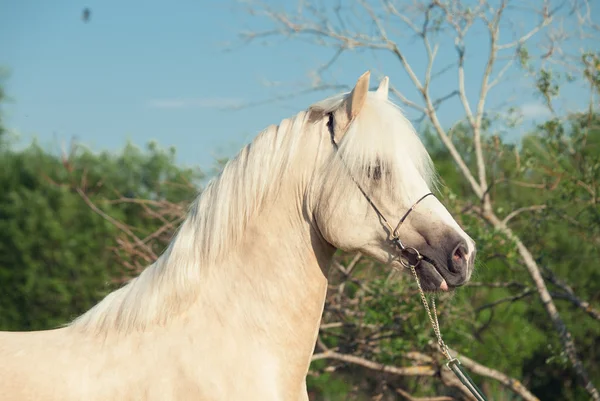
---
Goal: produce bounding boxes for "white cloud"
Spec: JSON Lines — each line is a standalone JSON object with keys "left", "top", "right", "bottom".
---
{"left": 147, "top": 97, "right": 244, "bottom": 109}
{"left": 520, "top": 102, "right": 552, "bottom": 120}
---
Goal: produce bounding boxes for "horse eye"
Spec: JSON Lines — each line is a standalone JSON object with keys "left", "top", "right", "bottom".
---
{"left": 367, "top": 164, "right": 382, "bottom": 180}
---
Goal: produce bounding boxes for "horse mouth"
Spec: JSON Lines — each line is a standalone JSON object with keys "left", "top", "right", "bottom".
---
{"left": 415, "top": 259, "right": 451, "bottom": 293}
{"left": 390, "top": 248, "right": 466, "bottom": 293}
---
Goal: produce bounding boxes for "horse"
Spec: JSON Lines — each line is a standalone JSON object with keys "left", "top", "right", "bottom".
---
{"left": 0, "top": 71, "right": 476, "bottom": 401}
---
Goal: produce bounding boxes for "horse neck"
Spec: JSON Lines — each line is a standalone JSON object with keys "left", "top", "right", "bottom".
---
{"left": 195, "top": 186, "right": 333, "bottom": 337}
{"left": 183, "top": 164, "right": 334, "bottom": 381}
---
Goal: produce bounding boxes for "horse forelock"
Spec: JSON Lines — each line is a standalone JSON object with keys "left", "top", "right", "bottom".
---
{"left": 311, "top": 92, "right": 439, "bottom": 203}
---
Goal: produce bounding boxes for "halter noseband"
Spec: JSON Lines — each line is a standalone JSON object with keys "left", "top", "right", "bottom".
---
{"left": 327, "top": 112, "right": 434, "bottom": 269}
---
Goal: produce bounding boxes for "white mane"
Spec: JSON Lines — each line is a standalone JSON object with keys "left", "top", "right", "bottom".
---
{"left": 70, "top": 92, "right": 437, "bottom": 334}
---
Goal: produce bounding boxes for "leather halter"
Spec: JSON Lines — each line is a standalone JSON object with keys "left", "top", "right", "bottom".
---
{"left": 326, "top": 113, "right": 434, "bottom": 268}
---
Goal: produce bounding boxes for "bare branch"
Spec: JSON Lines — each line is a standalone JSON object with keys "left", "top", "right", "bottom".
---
{"left": 487, "top": 59, "right": 514, "bottom": 90}
{"left": 475, "top": 288, "right": 535, "bottom": 313}
{"left": 389, "top": 85, "right": 426, "bottom": 113}
{"left": 502, "top": 204, "right": 547, "bottom": 225}
{"left": 552, "top": 292, "right": 600, "bottom": 322}
{"left": 461, "top": 1, "right": 508, "bottom": 207}
{"left": 424, "top": 105, "right": 483, "bottom": 198}
{"left": 76, "top": 188, "right": 157, "bottom": 261}
{"left": 497, "top": 18, "right": 554, "bottom": 50}
{"left": 395, "top": 387, "right": 454, "bottom": 401}
{"left": 345, "top": 252, "right": 363, "bottom": 276}
{"left": 311, "top": 351, "right": 436, "bottom": 376}
{"left": 543, "top": 267, "right": 600, "bottom": 322}
{"left": 431, "top": 90, "right": 459, "bottom": 110}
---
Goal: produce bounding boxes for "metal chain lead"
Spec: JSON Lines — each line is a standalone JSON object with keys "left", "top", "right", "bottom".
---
{"left": 409, "top": 265, "right": 452, "bottom": 360}
{"left": 409, "top": 265, "right": 488, "bottom": 401}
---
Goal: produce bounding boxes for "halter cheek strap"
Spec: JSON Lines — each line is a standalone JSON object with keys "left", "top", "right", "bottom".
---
{"left": 327, "top": 112, "right": 433, "bottom": 268}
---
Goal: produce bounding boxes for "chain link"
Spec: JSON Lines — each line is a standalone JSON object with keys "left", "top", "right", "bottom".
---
{"left": 409, "top": 265, "right": 452, "bottom": 361}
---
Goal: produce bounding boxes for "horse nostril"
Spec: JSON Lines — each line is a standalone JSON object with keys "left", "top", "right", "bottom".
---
{"left": 448, "top": 242, "right": 468, "bottom": 273}
{"left": 453, "top": 244, "right": 467, "bottom": 263}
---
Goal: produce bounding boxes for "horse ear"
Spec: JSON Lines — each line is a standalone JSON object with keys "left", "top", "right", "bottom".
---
{"left": 347, "top": 71, "right": 370, "bottom": 119}
{"left": 375, "top": 76, "right": 389, "bottom": 99}
{"left": 328, "top": 71, "right": 371, "bottom": 143}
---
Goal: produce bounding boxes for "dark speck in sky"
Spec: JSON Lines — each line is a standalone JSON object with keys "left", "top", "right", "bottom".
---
{"left": 82, "top": 8, "right": 91, "bottom": 23}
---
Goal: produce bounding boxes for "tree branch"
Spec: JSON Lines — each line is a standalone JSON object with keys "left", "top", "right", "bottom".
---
{"left": 552, "top": 292, "right": 600, "bottom": 322}
{"left": 76, "top": 188, "right": 157, "bottom": 262}
{"left": 475, "top": 288, "right": 535, "bottom": 313}
{"left": 502, "top": 204, "right": 547, "bottom": 225}
{"left": 311, "top": 351, "right": 436, "bottom": 376}
{"left": 395, "top": 387, "right": 454, "bottom": 401}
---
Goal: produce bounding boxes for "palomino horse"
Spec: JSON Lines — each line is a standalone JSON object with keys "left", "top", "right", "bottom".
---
{"left": 0, "top": 72, "right": 476, "bottom": 400}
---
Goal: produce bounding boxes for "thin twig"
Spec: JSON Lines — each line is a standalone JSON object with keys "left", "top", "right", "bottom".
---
{"left": 76, "top": 188, "right": 157, "bottom": 261}
{"left": 502, "top": 205, "right": 547, "bottom": 225}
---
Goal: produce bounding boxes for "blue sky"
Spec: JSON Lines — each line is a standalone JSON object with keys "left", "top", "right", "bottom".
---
{"left": 1, "top": 0, "right": 595, "bottom": 171}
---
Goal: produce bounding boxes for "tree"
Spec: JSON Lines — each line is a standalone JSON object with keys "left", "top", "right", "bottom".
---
{"left": 0, "top": 140, "right": 202, "bottom": 331}
{"left": 0, "top": 69, "right": 8, "bottom": 145}
{"left": 234, "top": 0, "right": 600, "bottom": 399}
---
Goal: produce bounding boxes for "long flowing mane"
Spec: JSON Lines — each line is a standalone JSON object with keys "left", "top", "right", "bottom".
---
{"left": 70, "top": 92, "right": 437, "bottom": 335}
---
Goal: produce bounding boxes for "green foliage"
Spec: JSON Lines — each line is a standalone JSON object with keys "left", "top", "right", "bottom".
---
{"left": 0, "top": 69, "right": 7, "bottom": 144}
{"left": 0, "top": 145, "right": 115, "bottom": 330}
{"left": 582, "top": 52, "right": 600, "bottom": 93}
{"left": 517, "top": 45, "right": 530, "bottom": 70}
{"left": 433, "top": 111, "right": 600, "bottom": 400}
{"left": 306, "top": 366, "right": 355, "bottom": 401}
{"left": 536, "top": 69, "right": 560, "bottom": 110}
{"left": 0, "top": 140, "right": 202, "bottom": 331}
